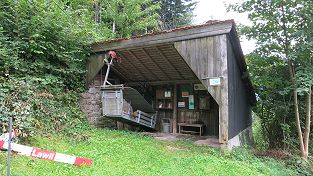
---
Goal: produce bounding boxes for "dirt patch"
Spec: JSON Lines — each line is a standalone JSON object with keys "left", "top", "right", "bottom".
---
{"left": 154, "top": 134, "right": 178, "bottom": 141}
{"left": 194, "top": 138, "right": 220, "bottom": 148}
{"left": 254, "top": 149, "right": 292, "bottom": 160}
{"left": 143, "top": 132, "right": 220, "bottom": 148}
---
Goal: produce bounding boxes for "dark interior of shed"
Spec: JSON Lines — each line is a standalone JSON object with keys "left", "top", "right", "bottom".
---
{"left": 152, "top": 84, "right": 219, "bottom": 136}
{"left": 96, "top": 66, "right": 219, "bottom": 136}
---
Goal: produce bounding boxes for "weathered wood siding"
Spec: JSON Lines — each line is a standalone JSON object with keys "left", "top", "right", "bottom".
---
{"left": 174, "top": 35, "right": 229, "bottom": 143}
{"left": 86, "top": 54, "right": 107, "bottom": 85}
{"left": 227, "top": 37, "right": 252, "bottom": 139}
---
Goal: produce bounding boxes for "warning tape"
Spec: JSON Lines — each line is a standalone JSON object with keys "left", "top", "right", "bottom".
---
{"left": 0, "top": 130, "right": 17, "bottom": 141}
{"left": 0, "top": 140, "right": 93, "bottom": 166}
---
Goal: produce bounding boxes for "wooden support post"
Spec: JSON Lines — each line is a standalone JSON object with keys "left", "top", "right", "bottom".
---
{"left": 218, "top": 35, "right": 229, "bottom": 144}
{"left": 173, "top": 84, "right": 177, "bottom": 134}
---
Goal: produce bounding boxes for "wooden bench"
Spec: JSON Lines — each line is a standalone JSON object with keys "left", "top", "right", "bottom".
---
{"left": 178, "top": 123, "right": 204, "bottom": 136}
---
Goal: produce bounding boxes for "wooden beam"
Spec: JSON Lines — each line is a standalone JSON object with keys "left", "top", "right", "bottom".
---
{"left": 141, "top": 48, "right": 171, "bottom": 80}
{"left": 110, "top": 56, "right": 133, "bottom": 81}
{"left": 154, "top": 46, "right": 185, "bottom": 79}
{"left": 127, "top": 50, "right": 160, "bottom": 80}
{"left": 125, "top": 79, "right": 200, "bottom": 86}
{"left": 218, "top": 35, "right": 229, "bottom": 144}
{"left": 91, "top": 21, "right": 233, "bottom": 52}
{"left": 173, "top": 84, "right": 177, "bottom": 134}
{"left": 110, "top": 67, "right": 130, "bottom": 82}
{"left": 117, "top": 51, "right": 149, "bottom": 81}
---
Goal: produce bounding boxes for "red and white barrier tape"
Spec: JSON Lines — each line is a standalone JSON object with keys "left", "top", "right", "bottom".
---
{"left": 0, "top": 140, "right": 93, "bottom": 166}
{"left": 0, "top": 130, "right": 17, "bottom": 141}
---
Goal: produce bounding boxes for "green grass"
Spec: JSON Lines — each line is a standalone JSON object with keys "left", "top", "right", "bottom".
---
{"left": 0, "top": 128, "right": 299, "bottom": 176}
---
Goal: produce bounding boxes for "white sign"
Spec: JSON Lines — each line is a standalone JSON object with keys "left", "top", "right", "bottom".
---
{"left": 209, "top": 78, "right": 221, "bottom": 86}
{"left": 178, "top": 102, "right": 185, "bottom": 108}
{"left": 164, "top": 91, "right": 171, "bottom": 98}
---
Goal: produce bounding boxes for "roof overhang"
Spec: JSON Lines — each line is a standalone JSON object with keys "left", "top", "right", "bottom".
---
{"left": 92, "top": 20, "right": 233, "bottom": 52}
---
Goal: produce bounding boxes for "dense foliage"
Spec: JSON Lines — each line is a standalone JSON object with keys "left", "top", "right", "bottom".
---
{"left": 0, "top": 0, "right": 162, "bottom": 137}
{"left": 246, "top": 54, "right": 292, "bottom": 149}
{"left": 0, "top": 0, "right": 100, "bottom": 88}
{"left": 229, "top": 0, "right": 313, "bottom": 158}
{"left": 0, "top": 0, "right": 197, "bottom": 138}
{"left": 0, "top": 0, "right": 91, "bottom": 137}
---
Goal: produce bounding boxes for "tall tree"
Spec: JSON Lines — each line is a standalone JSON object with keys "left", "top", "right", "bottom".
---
{"left": 246, "top": 54, "right": 292, "bottom": 149}
{"left": 229, "top": 0, "right": 312, "bottom": 159}
{"left": 156, "top": 0, "right": 198, "bottom": 30}
{"left": 94, "top": 0, "right": 160, "bottom": 39}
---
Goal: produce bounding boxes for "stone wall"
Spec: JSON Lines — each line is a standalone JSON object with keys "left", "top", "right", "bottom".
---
{"left": 80, "top": 74, "right": 116, "bottom": 128}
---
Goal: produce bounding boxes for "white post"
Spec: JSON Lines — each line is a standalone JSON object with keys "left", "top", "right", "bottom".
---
{"left": 7, "top": 114, "right": 13, "bottom": 176}
{"left": 103, "top": 58, "right": 113, "bottom": 87}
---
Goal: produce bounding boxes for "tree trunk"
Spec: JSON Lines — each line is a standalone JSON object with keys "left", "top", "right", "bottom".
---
{"left": 303, "top": 86, "right": 311, "bottom": 159}
{"left": 112, "top": 21, "right": 116, "bottom": 33}
{"left": 288, "top": 61, "right": 306, "bottom": 158}
{"left": 281, "top": 4, "right": 306, "bottom": 157}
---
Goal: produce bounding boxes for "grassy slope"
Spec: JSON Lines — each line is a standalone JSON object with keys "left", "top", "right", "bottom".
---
{"left": 0, "top": 128, "right": 297, "bottom": 176}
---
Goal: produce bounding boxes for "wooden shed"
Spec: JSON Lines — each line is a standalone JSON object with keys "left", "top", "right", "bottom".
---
{"left": 82, "top": 20, "right": 256, "bottom": 148}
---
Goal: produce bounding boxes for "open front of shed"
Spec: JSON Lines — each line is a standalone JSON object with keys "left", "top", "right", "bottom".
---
{"left": 82, "top": 20, "right": 256, "bottom": 148}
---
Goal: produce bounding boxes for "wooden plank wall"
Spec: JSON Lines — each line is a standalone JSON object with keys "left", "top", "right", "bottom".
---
{"left": 227, "top": 37, "right": 252, "bottom": 139}
{"left": 86, "top": 53, "right": 107, "bottom": 85}
{"left": 174, "top": 35, "right": 229, "bottom": 144}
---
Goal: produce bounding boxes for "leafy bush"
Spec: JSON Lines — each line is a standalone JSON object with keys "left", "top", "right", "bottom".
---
{"left": 252, "top": 113, "right": 268, "bottom": 150}
{"left": 0, "top": 76, "right": 89, "bottom": 138}
{"left": 285, "top": 157, "right": 313, "bottom": 176}
{"left": 0, "top": 0, "right": 92, "bottom": 137}
{"left": 0, "top": 0, "right": 90, "bottom": 87}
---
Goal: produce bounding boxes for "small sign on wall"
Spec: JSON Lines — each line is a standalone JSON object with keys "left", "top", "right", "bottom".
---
{"left": 181, "top": 91, "right": 189, "bottom": 98}
{"left": 209, "top": 77, "right": 221, "bottom": 86}
{"left": 164, "top": 90, "right": 171, "bottom": 98}
{"left": 178, "top": 102, "right": 185, "bottom": 108}
{"left": 194, "top": 83, "right": 206, "bottom": 90}
{"left": 189, "top": 95, "right": 194, "bottom": 109}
